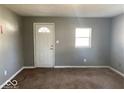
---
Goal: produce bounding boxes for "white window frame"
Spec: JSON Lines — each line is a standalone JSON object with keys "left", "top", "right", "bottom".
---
{"left": 75, "top": 28, "right": 92, "bottom": 48}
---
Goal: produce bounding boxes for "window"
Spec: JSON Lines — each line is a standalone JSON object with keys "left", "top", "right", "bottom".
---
{"left": 75, "top": 28, "right": 92, "bottom": 48}
{"left": 38, "top": 27, "right": 50, "bottom": 33}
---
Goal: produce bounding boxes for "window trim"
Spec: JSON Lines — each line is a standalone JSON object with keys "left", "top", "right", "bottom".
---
{"left": 75, "top": 28, "right": 92, "bottom": 48}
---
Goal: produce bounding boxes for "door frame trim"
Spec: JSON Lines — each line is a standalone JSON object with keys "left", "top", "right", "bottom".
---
{"left": 33, "top": 23, "right": 55, "bottom": 68}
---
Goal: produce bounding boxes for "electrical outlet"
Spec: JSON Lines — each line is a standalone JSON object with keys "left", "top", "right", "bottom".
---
{"left": 83, "top": 58, "right": 87, "bottom": 62}
{"left": 4, "top": 70, "right": 7, "bottom": 76}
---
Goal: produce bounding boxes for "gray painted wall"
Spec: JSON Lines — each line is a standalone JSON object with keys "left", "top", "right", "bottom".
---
{"left": 22, "top": 17, "right": 112, "bottom": 66}
{"left": 111, "top": 14, "right": 124, "bottom": 73}
{"left": 0, "top": 6, "right": 23, "bottom": 85}
{"left": 0, "top": 5, "right": 123, "bottom": 87}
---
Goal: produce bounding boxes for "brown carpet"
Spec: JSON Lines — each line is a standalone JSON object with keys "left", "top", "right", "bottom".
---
{"left": 3, "top": 68, "right": 124, "bottom": 89}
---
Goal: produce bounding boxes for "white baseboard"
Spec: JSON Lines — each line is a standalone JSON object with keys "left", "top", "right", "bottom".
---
{"left": 23, "top": 66, "right": 110, "bottom": 69}
{"left": 0, "top": 67, "right": 23, "bottom": 89}
{"left": 23, "top": 66, "right": 35, "bottom": 69}
{"left": 109, "top": 67, "right": 124, "bottom": 78}
{"left": 54, "top": 66, "right": 110, "bottom": 68}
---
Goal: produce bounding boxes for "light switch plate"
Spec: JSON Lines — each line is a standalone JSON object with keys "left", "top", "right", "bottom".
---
{"left": 56, "top": 40, "right": 59, "bottom": 44}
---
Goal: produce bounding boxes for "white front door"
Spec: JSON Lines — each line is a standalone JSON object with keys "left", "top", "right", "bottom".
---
{"left": 34, "top": 23, "right": 55, "bottom": 67}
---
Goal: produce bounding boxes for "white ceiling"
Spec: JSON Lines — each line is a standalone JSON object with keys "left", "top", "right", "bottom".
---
{"left": 3, "top": 4, "right": 124, "bottom": 17}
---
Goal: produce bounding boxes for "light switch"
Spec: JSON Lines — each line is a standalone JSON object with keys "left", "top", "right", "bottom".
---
{"left": 56, "top": 40, "right": 59, "bottom": 44}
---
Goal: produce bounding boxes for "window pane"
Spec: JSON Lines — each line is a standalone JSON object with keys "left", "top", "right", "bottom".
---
{"left": 38, "top": 27, "right": 50, "bottom": 33}
{"left": 76, "top": 28, "right": 91, "bottom": 37}
{"left": 75, "top": 38, "right": 90, "bottom": 47}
